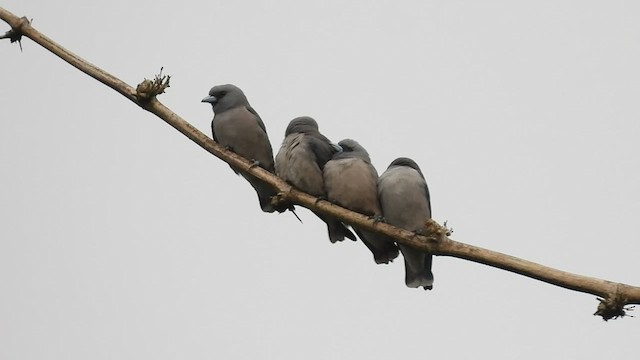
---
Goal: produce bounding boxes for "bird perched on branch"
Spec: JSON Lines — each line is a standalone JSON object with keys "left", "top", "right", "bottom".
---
{"left": 275, "top": 117, "right": 356, "bottom": 242}
{"left": 202, "top": 84, "right": 282, "bottom": 213}
{"left": 378, "top": 157, "right": 434, "bottom": 290}
{"left": 323, "top": 139, "right": 399, "bottom": 263}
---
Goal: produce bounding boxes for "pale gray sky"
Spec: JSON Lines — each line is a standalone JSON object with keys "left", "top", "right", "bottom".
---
{"left": 1, "top": 1, "right": 639, "bottom": 359}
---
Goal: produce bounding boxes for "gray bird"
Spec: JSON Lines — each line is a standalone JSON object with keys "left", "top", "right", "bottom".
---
{"left": 275, "top": 117, "right": 356, "bottom": 242}
{"left": 378, "top": 157, "right": 434, "bottom": 290}
{"left": 202, "top": 84, "right": 281, "bottom": 213}
{"left": 323, "top": 139, "right": 399, "bottom": 264}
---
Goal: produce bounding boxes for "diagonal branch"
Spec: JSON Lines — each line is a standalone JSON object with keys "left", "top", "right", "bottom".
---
{"left": 1, "top": 6, "right": 638, "bottom": 320}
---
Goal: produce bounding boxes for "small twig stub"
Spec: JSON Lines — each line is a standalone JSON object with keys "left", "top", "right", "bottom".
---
{"left": 135, "top": 67, "right": 171, "bottom": 101}
{"left": 422, "top": 218, "right": 451, "bottom": 242}
{"left": 594, "top": 295, "right": 635, "bottom": 321}
{"left": 0, "top": 16, "right": 31, "bottom": 51}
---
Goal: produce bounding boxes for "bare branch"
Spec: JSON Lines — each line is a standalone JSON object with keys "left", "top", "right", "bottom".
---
{"left": 2, "top": 6, "right": 639, "bottom": 320}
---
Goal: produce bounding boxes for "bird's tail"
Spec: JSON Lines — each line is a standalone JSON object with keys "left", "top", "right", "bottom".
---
{"left": 328, "top": 221, "right": 357, "bottom": 243}
{"left": 242, "top": 174, "right": 279, "bottom": 213}
{"left": 400, "top": 245, "right": 434, "bottom": 290}
{"left": 243, "top": 173, "right": 298, "bottom": 215}
{"left": 354, "top": 229, "right": 400, "bottom": 264}
{"left": 258, "top": 192, "right": 276, "bottom": 213}
{"left": 313, "top": 211, "right": 356, "bottom": 243}
{"left": 405, "top": 268, "right": 434, "bottom": 290}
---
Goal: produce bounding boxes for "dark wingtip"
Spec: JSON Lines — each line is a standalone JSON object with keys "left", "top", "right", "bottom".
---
{"left": 345, "top": 227, "right": 357, "bottom": 241}
{"left": 327, "top": 222, "right": 356, "bottom": 243}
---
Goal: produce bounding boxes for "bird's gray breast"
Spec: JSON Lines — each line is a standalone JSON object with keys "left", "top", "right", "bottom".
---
{"left": 378, "top": 166, "right": 430, "bottom": 231}
{"left": 324, "top": 158, "right": 381, "bottom": 215}
{"left": 212, "top": 107, "right": 274, "bottom": 170}
{"left": 275, "top": 133, "right": 325, "bottom": 197}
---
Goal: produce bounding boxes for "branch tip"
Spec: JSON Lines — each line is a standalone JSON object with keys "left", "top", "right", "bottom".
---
{"left": 135, "top": 67, "right": 171, "bottom": 102}
{"left": 1, "top": 16, "right": 31, "bottom": 52}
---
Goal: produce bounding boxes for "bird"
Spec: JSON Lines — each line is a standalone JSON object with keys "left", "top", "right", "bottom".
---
{"left": 275, "top": 117, "right": 356, "bottom": 242}
{"left": 202, "top": 84, "right": 281, "bottom": 213}
{"left": 323, "top": 139, "right": 399, "bottom": 264}
{"left": 378, "top": 157, "right": 434, "bottom": 290}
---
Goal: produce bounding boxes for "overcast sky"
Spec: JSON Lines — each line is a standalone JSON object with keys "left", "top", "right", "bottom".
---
{"left": 1, "top": 1, "right": 639, "bottom": 359}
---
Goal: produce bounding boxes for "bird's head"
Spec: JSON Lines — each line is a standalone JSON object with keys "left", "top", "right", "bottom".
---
{"left": 337, "top": 139, "right": 371, "bottom": 163}
{"left": 201, "top": 84, "right": 248, "bottom": 113}
{"left": 285, "top": 116, "right": 320, "bottom": 136}
{"left": 389, "top": 157, "right": 425, "bottom": 177}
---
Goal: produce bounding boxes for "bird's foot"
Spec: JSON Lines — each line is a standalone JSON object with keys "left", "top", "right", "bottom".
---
{"left": 249, "top": 159, "right": 261, "bottom": 169}
{"left": 369, "top": 215, "right": 385, "bottom": 224}
{"left": 413, "top": 228, "right": 427, "bottom": 237}
{"left": 314, "top": 195, "right": 327, "bottom": 205}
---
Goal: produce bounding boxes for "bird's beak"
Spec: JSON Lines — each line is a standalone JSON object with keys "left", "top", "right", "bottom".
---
{"left": 331, "top": 143, "right": 343, "bottom": 152}
{"left": 201, "top": 95, "right": 217, "bottom": 104}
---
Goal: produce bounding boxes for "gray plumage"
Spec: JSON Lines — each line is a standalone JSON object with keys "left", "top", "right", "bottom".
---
{"left": 202, "top": 84, "right": 280, "bottom": 213}
{"left": 275, "top": 117, "right": 356, "bottom": 242}
{"left": 323, "top": 139, "right": 399, "bottom": 264}
{"left": 378, "top": 157, "right": 434, "bottom": 290}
